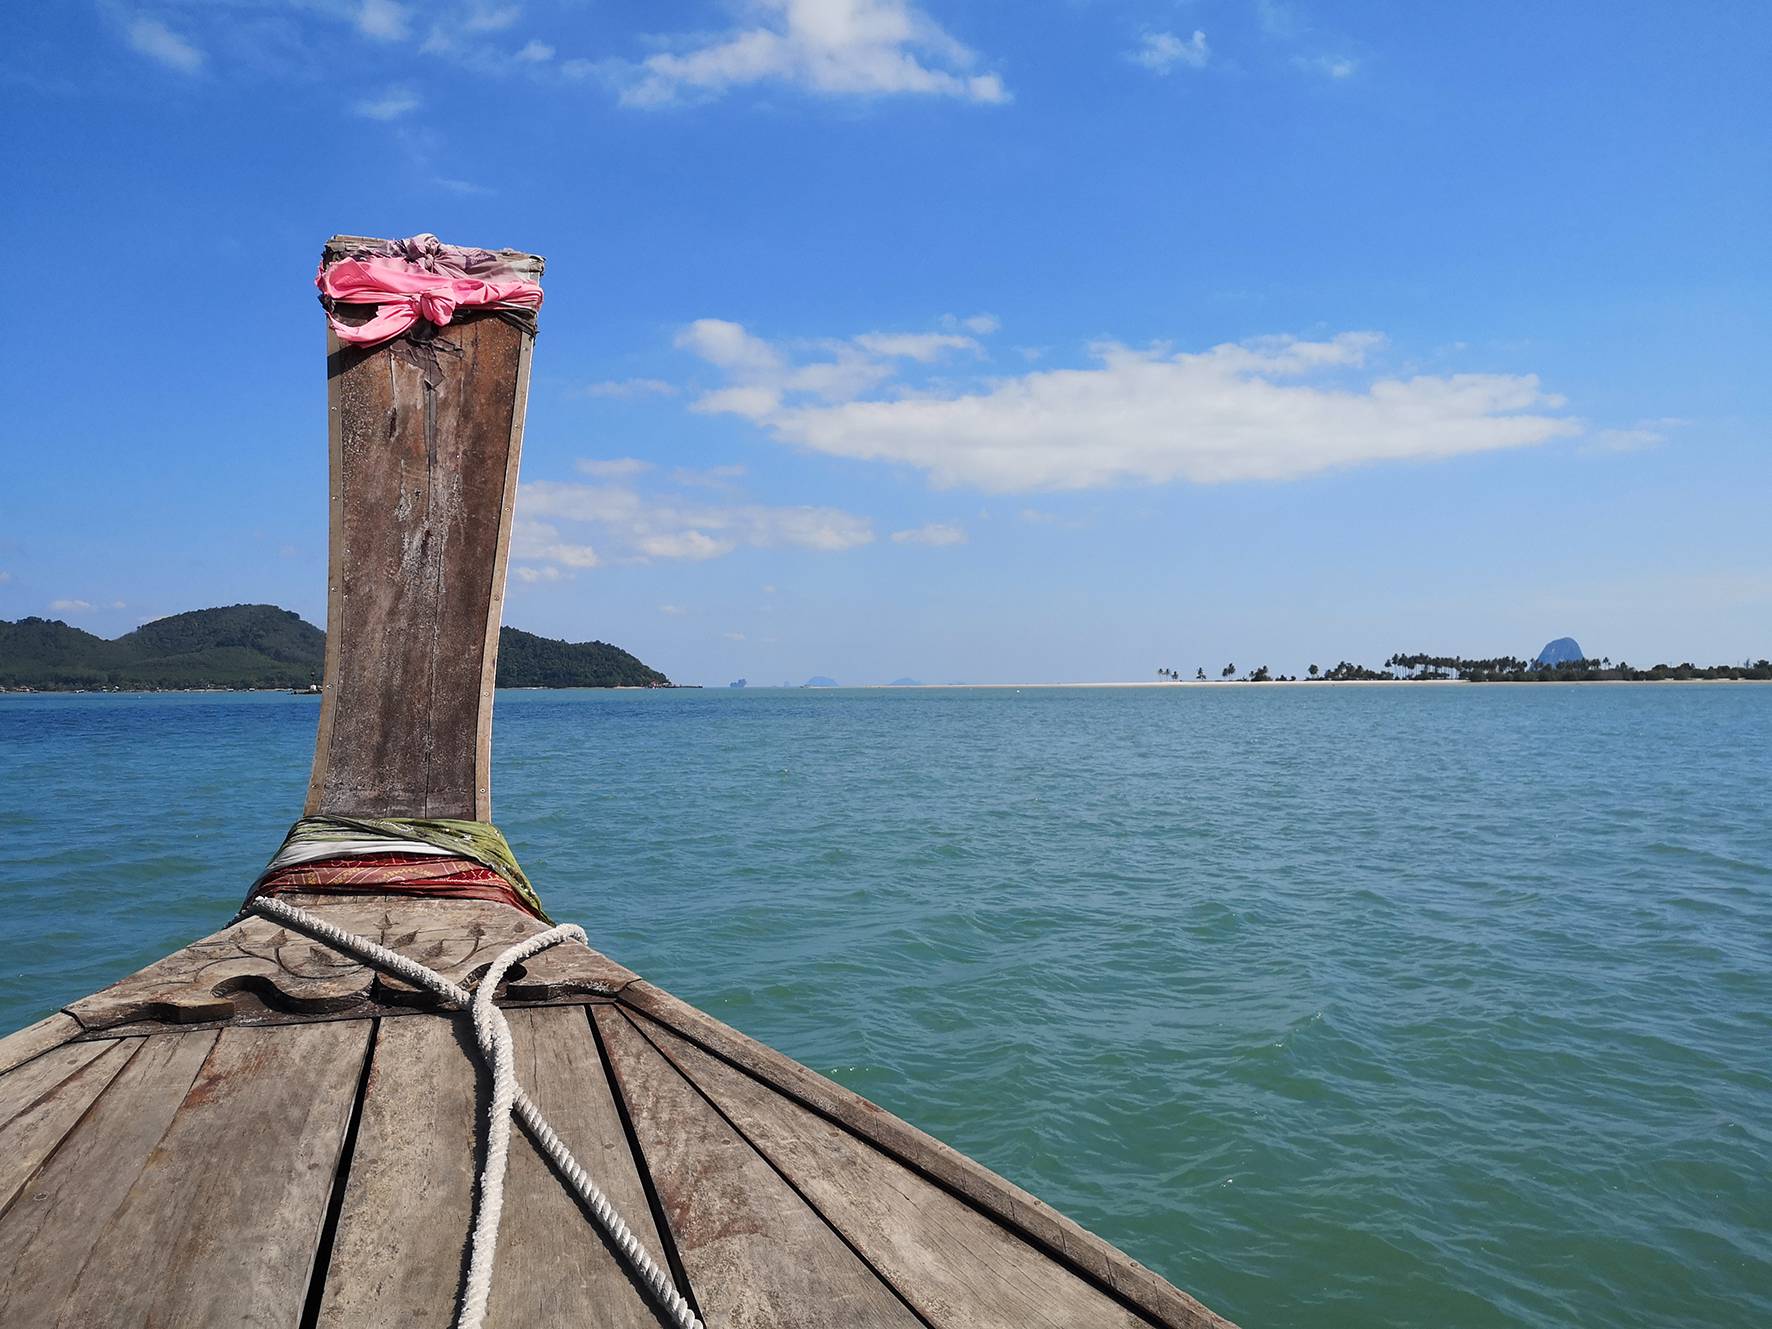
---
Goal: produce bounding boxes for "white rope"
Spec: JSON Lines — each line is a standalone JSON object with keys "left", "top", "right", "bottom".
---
{"left": 243, "top": 895, "right": 703, "bottom": 1329}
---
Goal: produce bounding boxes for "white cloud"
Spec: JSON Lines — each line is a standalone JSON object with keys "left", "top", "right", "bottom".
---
{"left": 1588, "top": 417, "right": 1686, "bottom": 454}
{"left": 0, "top": 570, "right": 11, "bottom": 584}
{"left": 49, "top": 598, "right": 94, "bottom": 613}
{"left": 1132, "top": 30, "right": 1209, "bottom": 74}
{"left": 676, "top": 315, "right": 985, "bottom": 420}
{"left": 357, "top": 0, "right": 410, "bottom": 42}
{"left": 675, "top": 319, "right": 784, "bottom": 376}
{"left": 890, "top": 522, "right": 967, "bottom": 546}
{"left": 852, "top": 331, "right": 980, "bottom": 361}
{"left": 723, "top": 631, "right": 746, "bottom": 641}
{"left": 577, "top": 378, "right": 679, "bottom": 399}
{"left": 126, "top": 17, "right": 204, "bottom": 73}
{"left": 658, "top": 603, "right": 688, "bottom": 616}
{"left": 462, "top": 5, "right": 521, "bottom": 33}
{"left": 576, "top": 457, "right": 654, "bottom": 478}
{"left": 514, "top": 566, "right": 563, "bottom": 584}
{"left": 518, "top": 479, "right": 874, "bottom": 571}
{"left": 672, "top": 463, "right": 748, "bottom": 487}
{"left": 515, "top": 40, "right": 554, "bottom": 63}
{"left": 960, "top": 313, "right": 1000, "bottom": 335}
{"left": 620, "top": 0, "right": 1008, "bottom": 108}
{"left": 683, "top": 325, "right": 1579, "bottom": 492}
{"left": 510, "top": 519, "right": 601, "bottom": 570}
{"left": 355, "top": 85, "right": 421, "bottom": 120}
{"left": 1294, "top": 53, "right": 1357, "bottom": 79}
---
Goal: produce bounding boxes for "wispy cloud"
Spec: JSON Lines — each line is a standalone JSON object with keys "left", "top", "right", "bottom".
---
{"left": 1294, "top": 53, "right": 1357, "bottom": 79}
{"left": 891, "top": 522, "right": 967, "bottom": 546}
{"left": 576, "top": 378, "right": 679, "bottom": 399}
{"left": 126, "top": 17, "right": 204, "bottom": 74}
{"left": 1131, "top": 31, "right": 1209, "bottom": 75}
{"left": 515, "top": 39, "right": 553, "bottom": 63}
{"left": 672, "top": 464, "right": 748, "bottom": 488}
{"left": 516, "top": 477, "right": 874, "bottom": 574}
{"left": 510, "top": 520, "right": 601, "bottom": 573}
{"left": 576, "top": 457, "right": 654, "bottom": 478}
{"left": 675, "top": 314, "right": 991, "bottom": 421}
{"left": 679, "top": 324, "right": 1579, "bottom": 492}
{"left": 658, "top": 603, "right": 688, "bottom": 616}
{"left": 617, "top": 0, "right": 1007, "bottom": 108}
{"left": 49, "top": 598, "right": 94, "bottom": 613}
{"left": 0, "top": 570, "right": 12, "bottom": 584}
{"left": 355, "top": 84, "right": 421, "bottom": 120}
{"left": 1587, "top": 418, "right": 1687, "bottom": 454}
{"left": 357, "top": 0, "right": 410, "bottom": 42}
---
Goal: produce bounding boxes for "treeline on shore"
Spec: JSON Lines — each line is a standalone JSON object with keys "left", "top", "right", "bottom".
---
{"left": 1156, "top": 656, "right": 1772, "bottom": 683}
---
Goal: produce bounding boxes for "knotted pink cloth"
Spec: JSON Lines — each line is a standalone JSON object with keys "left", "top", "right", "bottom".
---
{"left": 316, "top": 234, "right": 543, "bottom": 347}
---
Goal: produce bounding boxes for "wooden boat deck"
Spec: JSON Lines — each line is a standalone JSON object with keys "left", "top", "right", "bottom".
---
{"left": 0, "top": 896, "right": 1229, "bottom": 1328}
{"left": 0, "top": 234, "right": 1238, "bottom": 1327}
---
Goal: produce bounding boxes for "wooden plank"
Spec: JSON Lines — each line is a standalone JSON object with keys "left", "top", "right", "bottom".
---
{"left": 314, "top": 1015, "right": 479, "bottom": 1327}
{"left": 490, "top": 1006, "right": 678, "bottom": 1327}
{"left": 0, "top": 1013, "right": 82, "bottom": 1077}
{"left": 46, "top": 1021, "right": 369, "bottom": 1328}
{"left": 318, "top": 1009, "right": 679, "bottom": 1327}
{"left": 619, "top": 982, "right": 1231, "bottom": 1329}
{"left": 66, "top": 894, "right": 634, "bottom": 1033}
{"left": 0, "top": 1039, "right": 138, "bottom": 1214}
{"left": 630, "top": 1011, "right": 1153, "bottom": 1328}
{"left": 594, "top": 1005, "right": 922, "bottom": 1329}
{"left": 305, "top": 240, "right": 541, "bottom": 820}
{"left": 0, "top": 1029, "right": 218, "bottom": 1323}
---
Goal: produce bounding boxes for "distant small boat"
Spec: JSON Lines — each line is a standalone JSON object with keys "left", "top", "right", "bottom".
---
{"left": 0, "top": 234, "right": 1232, "bottom": 1329}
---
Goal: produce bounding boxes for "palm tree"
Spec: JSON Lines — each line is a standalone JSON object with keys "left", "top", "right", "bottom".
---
{"left": 1308, "top": 663, "right": 1319, "bottom": 678}
{"left": 1221, "top": 663, "right": 1235, "bottom": 678}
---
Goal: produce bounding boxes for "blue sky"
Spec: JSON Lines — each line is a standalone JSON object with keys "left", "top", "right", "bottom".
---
{"left": 3, "top": 1, "right": 1767, "bottom": 684}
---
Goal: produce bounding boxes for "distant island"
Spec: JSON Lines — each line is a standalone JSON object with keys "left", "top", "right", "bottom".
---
{"left": 0, "top": 605, "right": 673, "bottom": 691}
{"left": 803, "top": 676, "right": 839, "bottom": 688}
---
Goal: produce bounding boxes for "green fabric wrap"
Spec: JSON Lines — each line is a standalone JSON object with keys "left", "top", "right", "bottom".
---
{"left": 265, "top": 816, "right": 551, "bottom": 922}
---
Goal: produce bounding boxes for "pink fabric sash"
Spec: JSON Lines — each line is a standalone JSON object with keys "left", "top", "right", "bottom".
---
{"left": 316, "top": 234, "right": 543, "bottom": 347}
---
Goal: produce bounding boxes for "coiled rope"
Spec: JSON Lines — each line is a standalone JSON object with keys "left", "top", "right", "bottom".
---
{"left": 242, "top": 895, "right": 702, "bottom": 1329}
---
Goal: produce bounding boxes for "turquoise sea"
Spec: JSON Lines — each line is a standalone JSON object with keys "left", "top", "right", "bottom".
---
{"left": 2, "top": 684, "right": 1768, "bottom": 1327}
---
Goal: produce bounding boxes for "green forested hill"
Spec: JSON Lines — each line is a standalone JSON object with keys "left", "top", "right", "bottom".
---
{"left": 495, "top": 626, "right": 670, "bottom": 688}
{"left": 0, "top": 606, "right": 671, "bottom": 690}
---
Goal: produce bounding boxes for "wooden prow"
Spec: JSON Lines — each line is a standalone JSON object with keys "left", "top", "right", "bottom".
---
{"left": 305, "top": 235, "right": 544, "bottom": 821}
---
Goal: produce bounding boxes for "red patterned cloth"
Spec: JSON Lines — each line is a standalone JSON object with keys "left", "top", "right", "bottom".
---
{"left": 249, "top": 852, "right": 535, "bottom": 914}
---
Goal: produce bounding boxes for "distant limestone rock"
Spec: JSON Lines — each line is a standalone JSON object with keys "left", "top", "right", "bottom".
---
{"left": 1535, "top": 637, "right": 1585, "bottom": 667}
{"left": 888, "top": 678, "right": 923, "bottom": 687}
{"left": 803, "top": 676, "right": 838, "bottom": 688}
{"left": 728, "top": 678, "right": 747, "bottom": 689}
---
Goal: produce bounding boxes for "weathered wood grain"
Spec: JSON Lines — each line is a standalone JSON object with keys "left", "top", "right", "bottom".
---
{"left": 491, "top": 1006, "right": 680, "bottom": 1327}
{"left": 318, "top": 1008, "right": 679, "bottom": 1326}
{"left": 67, "top": 894, "right": 634, "bottom": 1033}
{"left": 306, "top": 253, "right": 538, "bottom": 821}
{"left": 0, "top": 1013, "right": 82, "bottom": 1077}
{"left": 630, "top": 1010, "right": 1153, "bottom": 1328}
{"left": 314, "top": 1014, "right": 480, "bottom": 1327}
{"left": 0, "top": 1039, "right": 138, "bottom": 1215}
{"left": 618, "top": 982, "right": 1231, "bottom": 1329}
{"left": 40, "top": 1022, "right": 369, "bottom": 1328}
{"left": 0, "top": 1029, "right": 217, "bottom": 1324}
{"left": 594, "top": 1005, "right": 922, "bottom": 1329}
